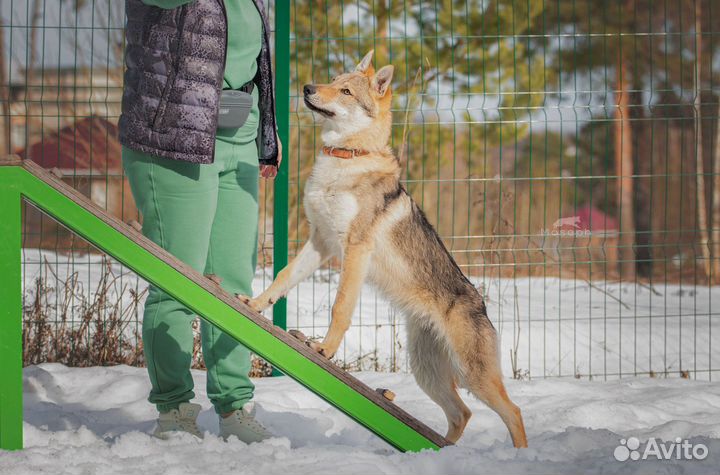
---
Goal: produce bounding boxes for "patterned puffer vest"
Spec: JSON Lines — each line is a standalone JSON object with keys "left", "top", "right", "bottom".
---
{"left": 119, "top": 0, "right": 278, "bottom": 165}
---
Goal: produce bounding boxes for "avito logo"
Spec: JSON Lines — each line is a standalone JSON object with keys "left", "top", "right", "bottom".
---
{"left": 614, "top": 437, "right": 708, "bottom": 462}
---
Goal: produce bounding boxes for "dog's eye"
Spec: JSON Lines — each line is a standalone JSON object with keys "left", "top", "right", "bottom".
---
{"left": 341, "top": 88, "right": 352, "bottom": 96}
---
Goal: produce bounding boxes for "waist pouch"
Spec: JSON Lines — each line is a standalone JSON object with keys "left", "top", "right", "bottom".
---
{"left": 217, "top": 83, "right": 254, "bottom": 129}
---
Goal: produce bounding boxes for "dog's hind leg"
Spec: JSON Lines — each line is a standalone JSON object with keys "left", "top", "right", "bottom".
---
{"left": 466, "top": 370, "right": 527, "bottom": 448}
{"left": 407, "top": 319, "right": 472, "bottom": 443}
{"left": 449, "top": 319, "right": 528, "bottom": 448}
{"left": 469, "top": 373, "right": 527, "bottom": 448}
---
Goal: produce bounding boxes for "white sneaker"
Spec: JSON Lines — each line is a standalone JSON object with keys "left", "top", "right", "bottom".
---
{"left": 219, "top": 402, "right": 272, "bottom": 443}
{"left": 153, "top": 402, "right": 204, "bottom": 440}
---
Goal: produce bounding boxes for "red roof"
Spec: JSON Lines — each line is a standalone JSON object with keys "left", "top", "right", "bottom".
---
{"left": 20, "top": 116, "right": 122, "bottom": 174}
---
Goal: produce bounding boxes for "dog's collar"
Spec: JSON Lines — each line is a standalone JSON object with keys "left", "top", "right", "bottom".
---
{"left": 321, "top": 146, "right": 370, "bottom": 159}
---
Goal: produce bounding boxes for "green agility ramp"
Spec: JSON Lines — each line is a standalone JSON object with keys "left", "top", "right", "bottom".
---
{"left": 0, "top": 157, "right": 450, "bottom": 452}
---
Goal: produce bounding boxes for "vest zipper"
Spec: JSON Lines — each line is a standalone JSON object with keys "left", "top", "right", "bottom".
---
{"left": 220, "top": 0, "right": 229, "bottom": 76}
{"left": 152, "top": 6, "right": 188, "bottom": 130}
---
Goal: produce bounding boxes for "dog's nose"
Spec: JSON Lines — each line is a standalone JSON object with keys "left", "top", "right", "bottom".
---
{"left": 303, "top": 84, "right": 316, "bottom": 96}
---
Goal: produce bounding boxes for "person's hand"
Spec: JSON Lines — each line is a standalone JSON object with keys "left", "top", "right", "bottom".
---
{"left": 260, "top": 133, "right": 282, "bottom": 179}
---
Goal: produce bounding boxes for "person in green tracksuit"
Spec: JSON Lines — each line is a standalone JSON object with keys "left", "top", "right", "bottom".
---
{"left": 121, "top": 0, "right": 280, "bottom": 442}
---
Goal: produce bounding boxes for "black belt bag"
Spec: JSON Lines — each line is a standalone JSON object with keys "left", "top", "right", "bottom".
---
{"left": 217, "top": 81, "right": 254, "bottom": 129}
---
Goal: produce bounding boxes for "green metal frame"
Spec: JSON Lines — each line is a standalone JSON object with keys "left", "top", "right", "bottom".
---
{"left": 0, "top": 163, "right": 445, "bottom": 453}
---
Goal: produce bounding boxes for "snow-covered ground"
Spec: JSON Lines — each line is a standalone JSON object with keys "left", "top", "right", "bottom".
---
{"left": 9, "top": 250, "right": 720, "bottom": 473}
{"left": 1, "top": 363, "right": 719, "bottom": 474}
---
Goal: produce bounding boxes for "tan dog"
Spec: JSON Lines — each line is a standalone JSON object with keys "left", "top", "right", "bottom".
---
{"left": 241, "top": 51, "right": 527, "bottom": 447}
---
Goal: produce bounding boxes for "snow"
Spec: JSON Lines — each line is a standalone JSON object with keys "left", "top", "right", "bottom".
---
{"left": 9, "top": 250, "right": 720, "bottom": 473}
{"left": 2, "top": 363, "right": 720, "bottom": 474}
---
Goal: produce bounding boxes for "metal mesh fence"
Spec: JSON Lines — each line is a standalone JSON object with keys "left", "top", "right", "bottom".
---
{"left": 4, "top": 1, "right": 144, "bottom": 366}
{"left": 4, "top": 0, "right": 719, "bottom": 380}
{"left": 5, "top": 0, "right": 277, "bottom": 371}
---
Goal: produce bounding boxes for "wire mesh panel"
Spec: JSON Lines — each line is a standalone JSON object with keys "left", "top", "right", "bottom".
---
{"left": 285, "top": 0, "right": 720, "bottom": 379}
{"left": 2, "top": 0, "right": 144, "bottom": 365}
{"left": 3, "top": 0, "right": 277, "bottom": 372}
{"left": 3, "top": 0, "right": 719, "bottom": 380}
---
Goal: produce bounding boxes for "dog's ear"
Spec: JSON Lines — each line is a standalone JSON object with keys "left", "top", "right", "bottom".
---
{"left": 355, "top": 50, "right": 374, "bottom": 73}
{"left": 372, "top": 65, "right": 394, "bottom": 97}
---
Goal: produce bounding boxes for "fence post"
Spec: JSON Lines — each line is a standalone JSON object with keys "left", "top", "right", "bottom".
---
{"left": 273, "top": 0, "right": 290, "bottom": 331}
{"left": 271, "top": 0, "right": 290, "bottom": 375}
{"left": 0, "top": 174, "right": 23, "bottom": 450}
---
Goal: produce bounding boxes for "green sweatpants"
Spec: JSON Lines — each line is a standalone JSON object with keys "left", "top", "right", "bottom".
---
{"left": 122, "top": 138, "right": 259, "bottom": 415}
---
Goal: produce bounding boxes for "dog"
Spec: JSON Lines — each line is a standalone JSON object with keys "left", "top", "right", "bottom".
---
{"left": 240, "top": 51, "right": 528, "bottom": 447}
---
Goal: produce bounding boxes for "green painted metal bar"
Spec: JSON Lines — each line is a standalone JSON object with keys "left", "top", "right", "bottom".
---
{"left": 0, "top": 177, "right": 23, "bottom": 451}
{"left": 0, "top": 162, "right": 447, "bottom": 452}
{"left": 272, "top": 0, "right": 290, "bottom": 337}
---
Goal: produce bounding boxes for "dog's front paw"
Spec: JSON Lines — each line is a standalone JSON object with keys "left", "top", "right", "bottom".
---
{"left": 308, "top": 341, "right": 337, "bottom": 359}
{"left": 236, "top": 294, "right": 263, "bottom": 312}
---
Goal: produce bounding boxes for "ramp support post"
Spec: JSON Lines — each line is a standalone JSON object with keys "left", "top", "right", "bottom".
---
{"left": 0, "top": 175, "right": 23, "bottom": 450}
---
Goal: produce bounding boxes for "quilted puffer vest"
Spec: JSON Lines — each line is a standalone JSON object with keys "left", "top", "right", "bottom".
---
{"left": 118, "top": 0, "right": 278, "bottom": 165}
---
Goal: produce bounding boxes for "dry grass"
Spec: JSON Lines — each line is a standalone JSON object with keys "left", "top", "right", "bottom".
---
{"left": 23, "top": 257, "right": 145, "bottom": 367}
{"left": 23, "top": 257, "right": 273, "bottom": 377}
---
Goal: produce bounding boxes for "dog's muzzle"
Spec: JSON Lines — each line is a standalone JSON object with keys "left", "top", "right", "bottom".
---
{"left": 303, "top": 85, "right": 335, "bottom": 117}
